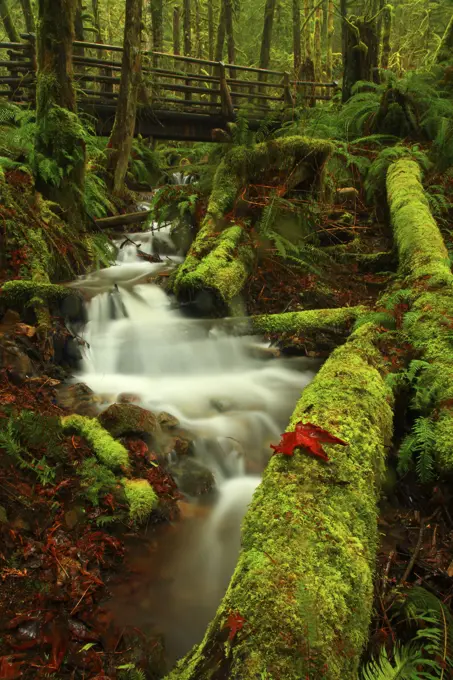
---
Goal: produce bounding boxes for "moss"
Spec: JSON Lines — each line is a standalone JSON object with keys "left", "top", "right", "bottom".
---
{"left": 98, "top": 403, "right": 160, "bottom": 440}
{"left": 1, "top": 280, "right": 74, "bottom": 306}
{"left": 387, "top": 159, "right": 453, "bottom": 472}
{"left": 386, "top": 160, "right": 453, "bottom": 287}
{"left": 122, "top": 478, "right": 158, "bottom": 523}
{"left": 175, "top": 137, "right": 333, "bottom": 310}
{"left": 252, "top": 306, "right": 366, "bottom": 335}
{"left": 61, "top": 415, "right": 129, "bottom": 470}
{"left": 166, "top": 323, "right": 393, "bottom": 680}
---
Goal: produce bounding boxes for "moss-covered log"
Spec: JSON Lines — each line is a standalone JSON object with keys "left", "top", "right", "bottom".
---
{"left": 222, "top": 305, "right": 367, "bottom": 353}
{"left": 435, "top": 13, "right": 453, "bottom": 63}
{"left": 387, "top": 159, "right": 453, "bottom": 471}
{"left": 166, "top": 323, "right": 393, "bottom": 680}
{"left": 174, "top": 136, "right": 332, "bottom": 315}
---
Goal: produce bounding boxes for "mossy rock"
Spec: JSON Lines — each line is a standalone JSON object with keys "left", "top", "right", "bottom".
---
{"left": 0, "top": 335, "right": 35, "bottom": 377}
{"left": 61, "top": 414, "right": 130, "bottom": 470}
{"left": 169, "top": 458, "right": 215, "bottom": 497}
{"left": 98, "top": 403, "right": 161, "bottom": 440}
{"left": 122, "top": 478, "right": 159, "bottom": 523}
{"left": 0, "top": 280, "right": 85, "bottom": 322}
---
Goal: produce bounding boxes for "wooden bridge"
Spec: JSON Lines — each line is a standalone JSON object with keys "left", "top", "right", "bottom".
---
{"left": 0, "top": 34, "right": 338, "bottom": 142}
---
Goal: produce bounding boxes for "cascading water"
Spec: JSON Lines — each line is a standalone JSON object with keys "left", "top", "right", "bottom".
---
{"left": 71, "top": 225, "right": 317, "bottom": 665}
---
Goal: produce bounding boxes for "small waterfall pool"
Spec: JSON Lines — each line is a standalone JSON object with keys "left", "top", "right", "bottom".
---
{"left": 70, "top": 227, "right": 317, "bottom": 666}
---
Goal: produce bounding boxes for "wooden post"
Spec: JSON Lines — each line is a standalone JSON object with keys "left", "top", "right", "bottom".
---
{"left": 219, "top": 61, "right": 234, "bottom": 118}
{"left": 283, "top": 71, "right": 294, "bottom": 108}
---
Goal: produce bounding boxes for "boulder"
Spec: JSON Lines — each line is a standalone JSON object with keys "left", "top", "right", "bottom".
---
{"left": 0, "top": 336, "right": 34, "bottom": 377}
{"left": 56, "top": 383, "right": 101, "bottom": 417}
{"left": 169, "top": 458, "right": 215, "bottom": 497}
{"left": 98, "top": 403, "right": 161, "bottom": 441}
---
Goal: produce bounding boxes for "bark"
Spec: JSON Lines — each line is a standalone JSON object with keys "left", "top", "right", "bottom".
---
{"left": 35, "top": 0, "right": 86, "bottom": 226}
{"left": 173, "top": 6, "right": 181, "bottom": 55}
{"left": 0, "top": 0, "right": 20, "bottom": 42}
{"left": 74, "top": 0, "right": 85, "bottom": 62}
{"left": 19, "top": 0, "right": 35, "bottom": 33}
{"left": 214, "top": 2, "right": 225, "bottom": 62}
{"left": 303, "top": 0, "right": 312, "bottom": 60}
{"left": 165, "top": 321, "right": 393, "bottom": 679}
{"left": 292, "top": 0, "right": 301, "bottom": 73}
{"left": 174, "top": 137, "right": 333, "bottom": 315}
{"left": 380, "top": 4, "right": 391, "bottom": 69}
{"left": 224, "top": 0, "right": 235, "bottom": 63}
{"left": 107, "top": 0, "right": 143, "bottom": 196}
{"left": 259, "top": 0, "right": 277, "bottom": 74}
{"left": 151, "top": 0, "right": 163, "bottom": 53}
{"left": 208, "top": 0, "right": 214, "bottom": 60}
{"left": 194, "top": 0, "right": 202, "bottom": 58}
{"left": 183, "top": 0, "right": 191, "bottom": 55}
{"left": 326, "top": 0, "right": 334, "bottom": 80}
{"left": 342, "top": 15, "right": 380, "bottom": 102}
{"left": 314, "top": 6, "right": 322, "bottom": 81}
{"left": 386, "top": 159, "right": 453, "bottom": 472}
{"left": 436, "top": 14, "right": 453, "bottom": 63}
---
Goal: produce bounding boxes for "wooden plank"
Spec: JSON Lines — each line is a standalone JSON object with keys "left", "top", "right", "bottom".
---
{"left": 158, "top": 82, "right": 220, "bottom": 95}
{"left": 229, "top": 90, "right": 282, "bottom": 102}
{"left": 155, "top": 96, "right": 219, "bottom": 107}
{"left": 95, "top": 211, "right": 151, "bottom": 228}
{"left": 147, "top": 49, "right": 218, "bottom": 67}
{"left": 0, "top": 60, "right": 33, "bottom": 67}
{"left": 0, "top": 42, "right": 30, "bottom": 50}
{"left": 224, "top": 62, "right": 285, "bottom": 76}
{"left": 0, "top": 76, "right": 34, "bottom": 84}
{"left": 73, "top": 39, "right": 124, "bottom": 53}
{"left": 226, "top": 77, "right": 284, "bottom": 89}
{"left": 293, "top": 80, "right": 337, "bottom": 88}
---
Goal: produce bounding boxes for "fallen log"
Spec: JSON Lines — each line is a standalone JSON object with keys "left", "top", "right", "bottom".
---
{"left": 166, "top": 322, "right": 393, "bottom": 679}
{"left": 173, "top": 136, "right": 333, "bottom": 315}
{"left": 386, "top": 159, "right": 453, "bottom": 471}
{"left": 94, "top": 210, "right": 151, "bottom": 229}
{"left": 220, "top": 305, "right": 367, "bottom": 353}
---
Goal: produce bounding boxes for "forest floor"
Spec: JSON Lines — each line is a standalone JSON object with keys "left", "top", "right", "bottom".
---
{"left": 1, "top": 179, "right": 453, "bottom": 680}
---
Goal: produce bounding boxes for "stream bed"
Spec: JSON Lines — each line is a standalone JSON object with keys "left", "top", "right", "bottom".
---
{"left": 70, "top": 227, "right": 317, "bottom": 666}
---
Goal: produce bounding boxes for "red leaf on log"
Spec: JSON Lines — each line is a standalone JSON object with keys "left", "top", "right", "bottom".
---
{"left": 225, "top": 612, "right": 245, "bottom": 642}
{"left": 270, "top": 421, "right": 348, "bottom": 462}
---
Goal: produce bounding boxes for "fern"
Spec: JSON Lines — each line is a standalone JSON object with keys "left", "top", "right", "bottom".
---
{"left": 365, "top": 145, "right": 430, "bottom": 201}
{"left": 397, "top": 417, "right": 436, "bottom": 482}
{"left": 361, "top": 644, "right": 431, "bottom": 680}
{"left": 77, "top": 459, "right": 118, "bottom": 507}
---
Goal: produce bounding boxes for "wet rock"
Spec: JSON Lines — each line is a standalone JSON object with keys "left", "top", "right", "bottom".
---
{"left": 58, "top": 290, "right": 86, "bottom": 323}
{"left": 118, "top": 392, "right": 141, "bottom": 404}
{"left": 56, "top": 382, "right": 100, "bottom": 417}
{"left": 169, "top": 458, "right": 215, "bottom": 497}
{"left": 335, "top": 187, "right": 360, "bottom": 206}
{"left": 0, "top": 309, "right": 21, "bottom": 328}
{"left": 98, "top": 403, "right": 161, "bottom": 441}
{"left": 0, "top": 336, "right": 34, "bottom": 377}
{"left": 157, "top": 411, "right": 180, "bottom": 429}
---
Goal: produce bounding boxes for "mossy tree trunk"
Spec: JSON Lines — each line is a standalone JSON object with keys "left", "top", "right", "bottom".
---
{"left": 173, "top": 5, "right": 181, "bottom": 55}
{"left": 292, "top": 0, "right": 301, "bottom": 72}
{"left": 326, "top": 0, "right": 334, "bottom": 80}
{"left": 183, "top": 0, "right": 191, "bottom": 55}
{"left": 314, "top": 6, "right": 322, "bottom": 82}
{"left": 386, "top": 159, "right": 453, "bottom": 472}
{"left": 259, "top": 0, "right": 277, "bottom": 79}
{"left": 224, "top": 0, "right": 236, "bottom": 74}
{"left": 380, "top": 4, "right": 392, "bottom": 70}
{"left": 35, "top": 0, "right": 86, "bottom": 229}
{"left": 214, "top": 2, "right": 225, "bottom": 62}
{"left": 165, "top": 323, "right": 393, "bottom": 680}
{"left": 174, "top": 136, "right": 333, "bottom": 315}
{"left": 342, "top": 15, "right": 380, "bottom": 102}
{"left": 208, "top": 0, "right": 214, "bottom": 60}
{"left": 19, "top": 0, "right": 36, "bottom": 33}
{"left": 435, "top": 13, "right": 453, "bottom": 63}
{"left": 107, "top": 0, "right": 143, "bottom": 196}
{"left": 0, "top": 0, "right": 20, "bottom": 42}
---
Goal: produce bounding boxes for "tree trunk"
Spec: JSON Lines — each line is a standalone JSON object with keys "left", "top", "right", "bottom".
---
{"left": 293, "top": 0, "right": 301, "bottom": 73}
{"left": 173, "top": 6, "right": 180, "bottom": 55}
{"left": 224, "top": 0, "right": 235, "bottom": 78}
{"left": 208, "top": 0, "right": 214, "bottom": 60}
{"left": 258, "top": 0, "right": 277, "bottom": 88}
{"left": 107, "top": 0, "right": 143, "bottom": 196}
{"left": 151, "top": 0, "right": 163, "bottom": 53}
{"left": 19, "top": 0, "right": 35, "bottom": 33}
{"left": 303, "top": 0, "right": 312, "bottom": 60}
{"left": 165, "top": 320, "right": 393, "bottom": 680}
{"left": 183, "top": 0, "right": 191, "bottom": 55}
{"left": 342, "top": 16, "right": 379, "bottom": 102}
{"left": 314, "top": 6, "right": 322, "bottom": 82}
{"left": 0, "top": 0, "right": 20, "bottom": 42}
{"left": 380, "top": 4, "right": 391, "bottom": 70}
{"left": 214, "top": 2, "right": 225, "bottom": 62}
{"left": 436, "top": 14, "right": 453, "bottom": 63}
{"left": 194, "top": 0, "right": 202, "bottom": 58}
{"left": 386, "top": 159, "right": 453, "bottom": 473}
{"left": 326, "top": 0, "right": 334, "bottom": 80}
{"left": 35, "top": 0, "right": 86, "bottom": 228}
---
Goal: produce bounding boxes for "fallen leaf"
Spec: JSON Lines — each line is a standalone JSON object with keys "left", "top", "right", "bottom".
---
{"left": 447, "top": 561, "right": 453, "bottom": 578}
{"left": 225, "top": 611, "right": 245, "bottom": 642}
{"left": 14, "top": 324, "right": 36, "bottom": 338}
{"left": 270, "top": 421, "right": 348, "bottom": 461}
{"left": 0, "top": 657, "right": 23, "bottom": 679}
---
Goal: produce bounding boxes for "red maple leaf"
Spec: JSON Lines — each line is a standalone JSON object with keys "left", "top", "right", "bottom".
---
{"left": 270, "top": 422, "right": 348, "bottom": 462}
{"left": 225, "top": 611, "right": 245, "bottom": 642}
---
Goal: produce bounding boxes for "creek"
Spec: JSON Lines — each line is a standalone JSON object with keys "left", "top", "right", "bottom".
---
{"left": 70, "top": 216, "right": 317, "bottom": 666}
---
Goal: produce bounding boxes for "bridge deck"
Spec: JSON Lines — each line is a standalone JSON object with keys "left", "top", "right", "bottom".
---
{"left": 0, "top": 35, "right": 337, "bottom": 141}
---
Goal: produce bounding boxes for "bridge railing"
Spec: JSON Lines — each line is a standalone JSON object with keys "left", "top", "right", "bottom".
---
{"left": 0, "top": 36, "right": 338, "bottom": 116}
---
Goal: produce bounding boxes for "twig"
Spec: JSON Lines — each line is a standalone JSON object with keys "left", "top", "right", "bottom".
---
{"left": 70, "top": 584, "right": 92, "bottom": 616}
{"left": 382, "top": 550, "right": 395, "bottom": 596}
{"left": 399, "top": 510, "right": 439, "bottom": 585}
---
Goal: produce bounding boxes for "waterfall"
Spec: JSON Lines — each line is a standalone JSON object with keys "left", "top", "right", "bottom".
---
{"left": 71, "top": 230, "right": 317, "bottom": 663}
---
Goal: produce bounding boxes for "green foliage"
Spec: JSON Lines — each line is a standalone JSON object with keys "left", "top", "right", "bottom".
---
{"left": 353, "top": 311, "right": 396, "bottom": 332}
{"left": 84, "top": 171, "right": 115, "bottom": 219}
{"left": 0, "top": 411, "right": 64, "bottom": 486}
{"left": 117, "top": 664, "right": 146, "bottom": 680}
{"left": 127, "top": 138, "right": 161, "bottom": 186}
{"left": 365, "top": 145, "right": 430, "bottom": 201}
{"left": 77, "top": 458, "right": 118, "bottom": 507}
{"left": 361, "top": 644, "right": 433, "bottom": 680}
{"left": 398, "top": 416, "right": 436, "bottom": 482}
{"left": 122, "top": 479, "right": 158, "bottom": 524}
{"left": 61, "top": 415, "right": 130, "bottom": 470}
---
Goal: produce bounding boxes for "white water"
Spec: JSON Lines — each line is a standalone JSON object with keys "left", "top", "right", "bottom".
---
{"left": 71, "top": 226, "right": 316, "bottom": 662}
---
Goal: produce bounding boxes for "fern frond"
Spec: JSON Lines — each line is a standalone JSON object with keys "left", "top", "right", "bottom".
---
{"left": 361, "top": 644, "right": 426, "bottom": 680}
